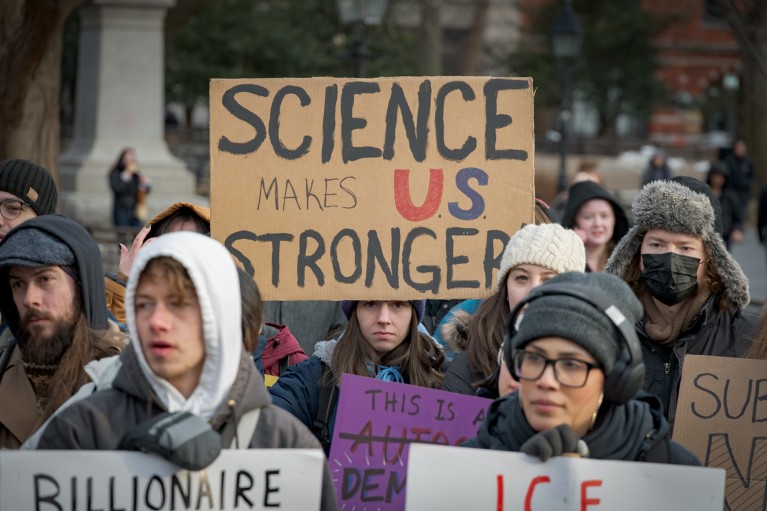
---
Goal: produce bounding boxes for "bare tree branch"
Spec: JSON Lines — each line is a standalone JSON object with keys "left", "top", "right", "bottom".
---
{"left": 713, "top": 0, "right": 767, "bottom": 81}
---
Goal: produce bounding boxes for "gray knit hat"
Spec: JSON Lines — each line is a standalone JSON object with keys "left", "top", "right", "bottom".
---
{"left": 0, "top": 228, "right": 75, "bottom": 269}
{"left": 604, "top": 179, "right": 749, "bottom": 310}
{"left": 496, "top": 223, "right": 586, "bottom": 289}
{"left": 0, "top": 159, "right": 58, "bottom": 215}
{"left": 512, "top": 272, "right": 643, "bottom": 374}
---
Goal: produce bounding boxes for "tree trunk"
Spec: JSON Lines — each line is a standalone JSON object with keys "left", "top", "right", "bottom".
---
{"left": 740, "top": 51, "right": 767, "bottom": 192}
{"left": 711, "top": 0, "right": 767, "bottom": 190}
{"left": 0, "top": 0, "right": 81, "bottom": 179}
{"left": 460, "top": 0, "right": 490, "bottom": 75}
{"left": 419, "top": 0, "right": 443, "bottom": 76}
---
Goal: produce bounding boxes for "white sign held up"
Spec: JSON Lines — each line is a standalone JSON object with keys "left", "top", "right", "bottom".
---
{"left": 1, "top": 449, "right": 324, "bottom": 511}
{"left": 406, "top": 444, "right": 725, "bottom": 510}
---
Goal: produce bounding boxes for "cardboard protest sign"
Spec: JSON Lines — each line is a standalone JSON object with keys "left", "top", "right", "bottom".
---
{"left": 328, "top": 373, "right": 491, "bottom": 510}
{"left": 406, "top": 443, "right": 725, "bottom": 510}
{"left": 673, "top": 354, "right": 767, "bottom": 511}
{"left": 1, "top": 449, "right": 324, "bottom": 511}
{"left": 210, "top": 77, "right": 534, "bottom": 300}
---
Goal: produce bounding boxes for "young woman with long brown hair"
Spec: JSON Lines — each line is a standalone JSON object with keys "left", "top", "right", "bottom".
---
{"left": 269, "top": 300, "right": 445, "bottom": 452}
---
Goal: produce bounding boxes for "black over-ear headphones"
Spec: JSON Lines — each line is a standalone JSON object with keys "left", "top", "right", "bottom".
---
{"left": 502, "top": 283, "right": 645, "bottom": 405}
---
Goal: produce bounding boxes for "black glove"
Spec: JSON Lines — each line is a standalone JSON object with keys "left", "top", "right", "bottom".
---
{"left": 118, "top": 411, "right": 222, "bottom": 470}
{"left": 520, "top": 424, "right": 582, "bottom": 461}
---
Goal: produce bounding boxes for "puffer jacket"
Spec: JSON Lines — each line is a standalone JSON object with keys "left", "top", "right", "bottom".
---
{"left": 638, "top": 294, "right": 756, "bottom": 429}
{"left": 269, "top": 340, "right": 338, "bottom": 452}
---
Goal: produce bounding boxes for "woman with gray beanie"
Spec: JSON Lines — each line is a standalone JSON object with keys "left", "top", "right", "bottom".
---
{"left": 269, "top": 300, "right": 445, "bottom": 453}
{"left": 463, "top": 272, "right": 699, "bottom": 464}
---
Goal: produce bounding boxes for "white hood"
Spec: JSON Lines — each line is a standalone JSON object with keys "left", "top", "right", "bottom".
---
{"left": 125, "top": 232, "right": 242, "bottom": 419}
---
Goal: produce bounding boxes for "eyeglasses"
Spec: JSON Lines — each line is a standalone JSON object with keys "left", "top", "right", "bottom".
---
{"left": 512, "top": 350, "right": 600, "bottom": 388}
{"left": 0, "top": 198, "right": 31, "bottom": 220}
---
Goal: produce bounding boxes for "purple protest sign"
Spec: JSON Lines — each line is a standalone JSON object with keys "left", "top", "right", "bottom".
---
{"left": 328, "top": 373, "right": 492, "bottom": 510}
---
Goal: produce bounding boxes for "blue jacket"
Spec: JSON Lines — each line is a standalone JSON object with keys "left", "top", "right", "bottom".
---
{"left": 269, "top": 340, "right": 338, "bottom": 453}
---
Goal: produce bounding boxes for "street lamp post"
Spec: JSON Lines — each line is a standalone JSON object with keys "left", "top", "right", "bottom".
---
{"left": 551, "top": 0, "right": 583, "bottom": 194}
{"left": 336, "top": 0, "right": 389, "bottom": 78}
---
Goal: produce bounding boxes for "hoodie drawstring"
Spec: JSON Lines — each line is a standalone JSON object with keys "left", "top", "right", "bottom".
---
{"left": 227, "top": 400, "right": 240, "bottom": 448}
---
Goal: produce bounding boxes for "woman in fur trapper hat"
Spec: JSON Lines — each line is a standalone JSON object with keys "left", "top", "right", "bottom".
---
{"left": 604, "top": 178, "right": 757, "bottom": 430}
{"left": 463, "top": 272, "right": 700, "bottom": 466}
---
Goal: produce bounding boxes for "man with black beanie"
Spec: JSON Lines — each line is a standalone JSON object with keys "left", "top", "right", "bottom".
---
{"left": 0, "top": 215, "right": 123, "bottom": 448}
{"left": 0, "top": 159, "right": 58, "bottom": 240}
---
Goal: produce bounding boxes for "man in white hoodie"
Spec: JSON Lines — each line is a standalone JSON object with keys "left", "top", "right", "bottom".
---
{"left": 37, "top": 232, "right": 338, "bottom": 511}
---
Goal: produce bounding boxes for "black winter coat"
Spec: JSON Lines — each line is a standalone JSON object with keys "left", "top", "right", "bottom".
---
{"left": 109, "top": 168, "right": 141, "bottom": 212}
{"left": 442, "top": 351, "right": 483, "bottom": 396}
{"left": 639, "top": 293, "right": 757, "bottom": 430}
{"left": 269, "top": 355, "right": 336, "bottom": 452}
{"left": 463, "top": 391, "right": 699, "bottom": 465}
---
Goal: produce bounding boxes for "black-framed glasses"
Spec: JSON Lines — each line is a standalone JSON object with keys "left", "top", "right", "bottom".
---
{"left": 0, "top": 198, "right": 30, "bottom": 220}
{"left": 512, "top": 350, "right": 600, "bottom": 388}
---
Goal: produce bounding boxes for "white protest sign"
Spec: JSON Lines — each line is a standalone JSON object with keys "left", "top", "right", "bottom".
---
{"left": 1, "top": 449, "right": 324, "bottom": 511}
{"left": 406, "top": 444, "right": 725, "bottom": 510}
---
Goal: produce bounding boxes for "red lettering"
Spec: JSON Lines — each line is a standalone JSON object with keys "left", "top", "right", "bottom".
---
{"left": 431, "top": 432, "right": 450, "bottom": 445}
{"left": 393, "top": 168, "right": 443, "bottom": 221}
{"left": 581, "top": 480, "right": 602, "bottom": 511}
{"left": 525, "top": 476, "right": 551, "bottom": 511}
{"left": 348, "top": 420, "right": 375, "bottom": 456}
{"left": 496, "top": 475, "right": 504, "bottom": 511}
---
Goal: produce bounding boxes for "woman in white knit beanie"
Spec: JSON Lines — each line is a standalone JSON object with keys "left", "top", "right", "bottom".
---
{"left": 441, "top": 223, "right": 586, "bottom": 398}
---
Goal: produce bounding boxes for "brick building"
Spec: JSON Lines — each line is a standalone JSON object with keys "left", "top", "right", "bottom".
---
{"left": 645, "top": 0, "right": 741, "bottom": 148}
{"left": 514, "top": 0, "right": 742, "bottom": 149}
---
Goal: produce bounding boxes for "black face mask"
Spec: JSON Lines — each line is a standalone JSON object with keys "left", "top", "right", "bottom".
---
{"left": 640, "top": 252, "right": 700, "bottom": 306}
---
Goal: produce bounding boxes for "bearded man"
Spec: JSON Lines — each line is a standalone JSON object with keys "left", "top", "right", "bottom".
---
{"left": 0, "top": 215, "right": 123, "bottom": 448}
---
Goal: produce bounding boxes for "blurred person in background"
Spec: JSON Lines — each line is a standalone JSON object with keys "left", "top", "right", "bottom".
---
{"left": 640, "top": 149, "right": 672, "bottom": 187}
{"left": 108, "top": 148, "right": 151, "bottom": 228}
{"left": 724, "top": 139, "right": 755, "bottom": 220}
{"left": 551, "top": 159, "right": 603, "bottom": 221}
{"left": 706, "top": 161, "right": 743, "bottom": 249}
{"left": 562, "top": 181, "right": 629, "bottom": 272}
